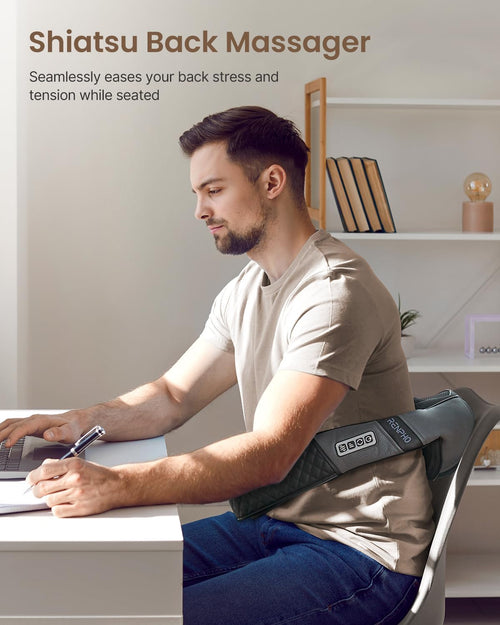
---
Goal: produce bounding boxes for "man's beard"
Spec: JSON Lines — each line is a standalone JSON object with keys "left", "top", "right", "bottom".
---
{"left": 212, "top": 199, "right": 272, "bottom": 256}
{"left": 214, "top": 223, "right": 265, "bottom": 255}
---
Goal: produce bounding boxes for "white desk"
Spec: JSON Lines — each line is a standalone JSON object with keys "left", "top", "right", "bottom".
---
{"left": 0, "top": 411, "right": 183, "bottom": 624}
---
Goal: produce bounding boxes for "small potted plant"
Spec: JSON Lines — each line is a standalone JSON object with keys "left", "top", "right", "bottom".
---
{"left": 398, "top": 294, "right": 421, "bottom": 358}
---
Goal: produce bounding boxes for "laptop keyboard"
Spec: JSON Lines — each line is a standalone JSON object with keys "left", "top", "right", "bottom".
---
{"left": 0, "top": 438, "right": 24, "bottom": 471}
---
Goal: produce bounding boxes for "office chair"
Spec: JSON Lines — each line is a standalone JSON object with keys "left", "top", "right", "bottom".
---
{"left": 397, "top": 387, "right": 500, "bottom": 625}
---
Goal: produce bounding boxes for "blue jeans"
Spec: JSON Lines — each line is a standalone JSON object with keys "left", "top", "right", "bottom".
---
{"left": 183, "top": 512, "right": 420, "bottom": 625}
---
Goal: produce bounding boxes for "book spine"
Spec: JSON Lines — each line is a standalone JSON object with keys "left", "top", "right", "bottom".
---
{"left": 362, "top": 158, "right": 396, "bottom": 233}
{"left": 349, "top": 157, "right": 383, "bottom": 232}
{"left": 326, "top": 157, "right": 358, "bottom": 232}
{"left": 336, "top": 157, "right": 371, "bottom": 232}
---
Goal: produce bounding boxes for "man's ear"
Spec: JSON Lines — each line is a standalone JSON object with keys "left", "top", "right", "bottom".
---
{"left": 261, "top": 164, "right": 287, "bottom": 199}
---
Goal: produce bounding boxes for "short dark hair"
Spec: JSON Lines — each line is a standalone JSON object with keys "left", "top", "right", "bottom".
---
{"left": 179, "top": 106, "right": 309, "bottom": 203}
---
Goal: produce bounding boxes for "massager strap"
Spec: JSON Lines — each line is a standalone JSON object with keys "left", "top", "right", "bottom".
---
{"left": 230, "top": 389, "right": 474, "bottom": 520}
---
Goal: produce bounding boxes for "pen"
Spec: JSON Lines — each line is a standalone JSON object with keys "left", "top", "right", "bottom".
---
{"left": 24, "top": 425, "right": 106, "bottom": 493}
{"left": 59, "top": 425, "right": 106, "bottom": 459}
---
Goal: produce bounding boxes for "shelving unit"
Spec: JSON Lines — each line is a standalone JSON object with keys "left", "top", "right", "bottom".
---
{"left": 304, "top": 77, "right": 500, "bottom": 607}
{"left": 304, "top": 77, "right": 500, "bottom": 231}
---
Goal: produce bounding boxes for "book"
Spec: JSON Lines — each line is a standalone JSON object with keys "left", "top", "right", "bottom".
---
{"left": 326, "top": 157, "right": 357, "bottom": 232}
{"left": 335, "top": 157, "right": 371, "bottom": 232}
{"left": 361, "top": 158, "right": 397, "bottom": 233}
{"left": 349, "top": 157, "right": 383, "bottom": 232}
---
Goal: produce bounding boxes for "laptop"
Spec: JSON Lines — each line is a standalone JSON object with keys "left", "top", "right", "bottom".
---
{"left": 0, "top": 436, "right": 77, "bottom": 479}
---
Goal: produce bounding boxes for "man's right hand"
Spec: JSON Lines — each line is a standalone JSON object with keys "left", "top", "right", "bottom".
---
{"left": 0, "top": 410, "right": 90, "bottom": 448}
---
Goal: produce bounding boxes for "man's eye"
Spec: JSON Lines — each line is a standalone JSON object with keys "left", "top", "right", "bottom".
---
{"left": 208, "top": 188, "right": 221, "bottom": 195}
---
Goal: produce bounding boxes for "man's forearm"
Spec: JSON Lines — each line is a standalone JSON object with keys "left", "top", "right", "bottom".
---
{"left": 114, "top": 430, "right": 292, "bottom": 508}
{"left": 29, "top": 429, "right": 292, "bottom": 518}
{"left": 82, "top": 376, "right": 187, "bottom": 441}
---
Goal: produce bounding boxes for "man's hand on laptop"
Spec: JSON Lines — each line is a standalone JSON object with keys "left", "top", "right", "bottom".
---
{"left": 0, "top": 410, "right": 91, "bottom": 448}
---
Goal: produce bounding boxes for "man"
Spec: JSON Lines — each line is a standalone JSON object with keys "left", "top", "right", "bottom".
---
{"left": 0, "top": 106, "right": 433, "bottom": 625}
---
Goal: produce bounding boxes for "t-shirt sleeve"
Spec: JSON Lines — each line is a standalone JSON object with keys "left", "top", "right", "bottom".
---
{"left": 279, "top": 273, "right": 384, "bottom": 390}
{"left": 200, "top": 280, "right": 235, "bottom": 353}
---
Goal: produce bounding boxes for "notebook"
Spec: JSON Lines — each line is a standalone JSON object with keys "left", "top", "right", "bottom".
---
{"left": 0, "top": 436, "right": 76, "bottom": 479}
{"left": 0, "top": 480, "right": 49, "bottom": 514}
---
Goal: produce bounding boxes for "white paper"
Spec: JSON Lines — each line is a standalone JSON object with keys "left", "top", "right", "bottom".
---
{"left": 0, "top": 481, "right": 48, "bottom": 514}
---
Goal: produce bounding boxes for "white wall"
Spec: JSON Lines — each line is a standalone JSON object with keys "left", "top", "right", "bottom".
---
{"left": 0, "top": 0, "right": 17, "bottom": 408}
{"left": 12, "top": 0, "right": 500, "bottom": 453}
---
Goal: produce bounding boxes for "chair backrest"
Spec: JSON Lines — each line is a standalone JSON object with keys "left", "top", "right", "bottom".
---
{"left": 398, "top": 387, "right": 500, "bottom": 625}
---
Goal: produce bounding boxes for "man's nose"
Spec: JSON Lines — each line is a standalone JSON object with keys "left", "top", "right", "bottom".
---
{"left": 194, "top": 196, "right": 212, "bottom": 221}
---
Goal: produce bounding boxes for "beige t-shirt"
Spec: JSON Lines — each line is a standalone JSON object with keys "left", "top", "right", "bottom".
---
{"left": 201, "top": 230, "right": 434, "bottom": 576}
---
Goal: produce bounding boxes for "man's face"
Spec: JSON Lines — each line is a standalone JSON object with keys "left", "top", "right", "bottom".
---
{"left": 190, "top": 142, "right": 273, "bottom": 255}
